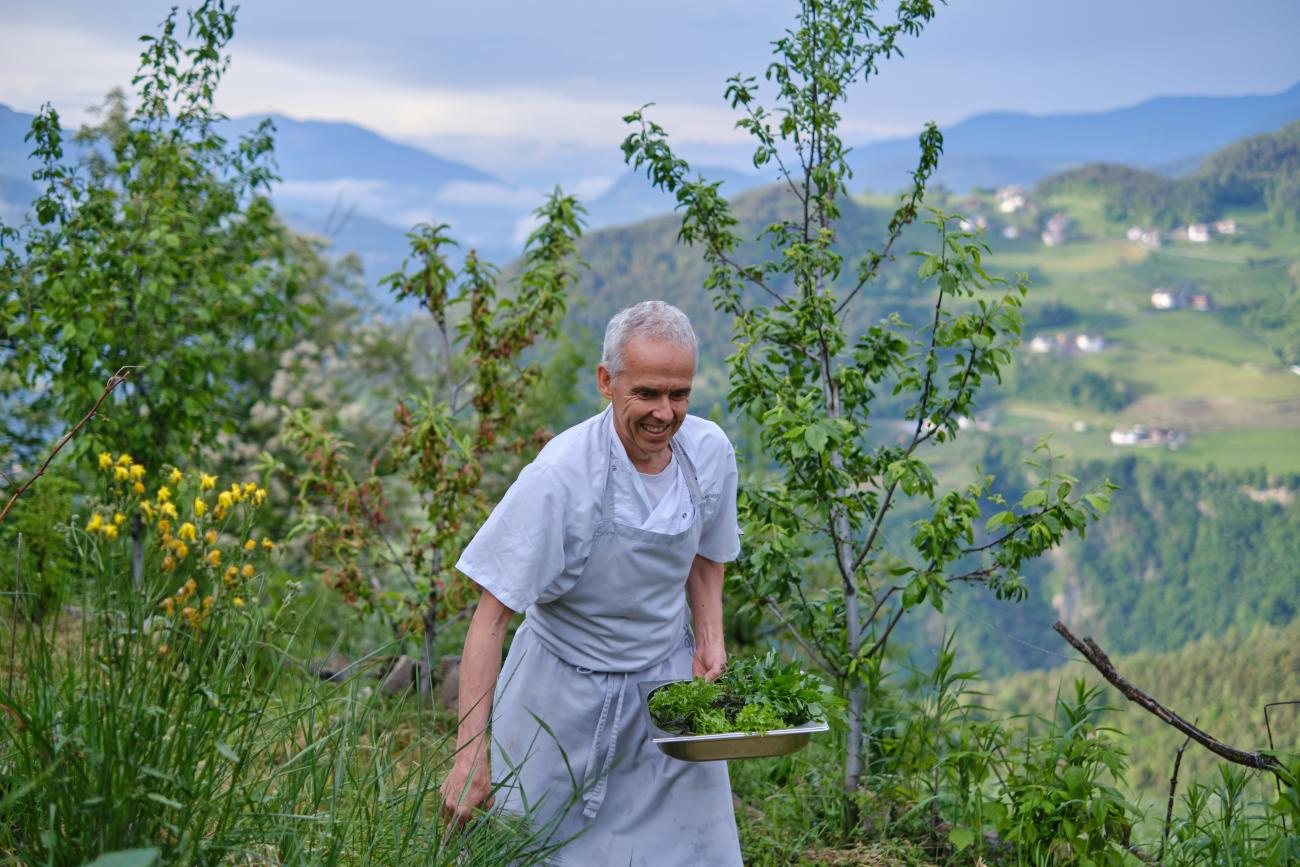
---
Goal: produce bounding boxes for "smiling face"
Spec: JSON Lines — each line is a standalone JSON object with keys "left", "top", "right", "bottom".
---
{"left": 597, "top": 336, "right": 695, "bottom": 473}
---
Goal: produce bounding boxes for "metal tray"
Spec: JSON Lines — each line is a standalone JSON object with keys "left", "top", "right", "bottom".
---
{"left": 638, "top": 680, "right": 830, "bottom": 762}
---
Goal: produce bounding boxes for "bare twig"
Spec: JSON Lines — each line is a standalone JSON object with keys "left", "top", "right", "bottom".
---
{"left": 1053, "top": 621, "right": 1286, "bottom": 778}
{"left": 0, "top": 366, "right": 134, "bottom": 524}
{"left": 764, "top": 599, "right": 832, "bottom": 674}
{"left": 1161, "top": 733, "right": 1194, "bottom": 862}
{"left": 7, "top": 533, "right": 20, "bottom": 696}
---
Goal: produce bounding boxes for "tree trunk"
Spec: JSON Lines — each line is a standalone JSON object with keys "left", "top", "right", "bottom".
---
{"left": 421, "top": 589, "right": 436, "bottom": 703}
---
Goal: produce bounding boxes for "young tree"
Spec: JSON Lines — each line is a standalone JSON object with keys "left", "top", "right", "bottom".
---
{"left": 622, "top": 0, "right": 1112, "bottom": 803}
{"left": 284, "top": 195, "right": 585, "bottom": 697}
{"left": 0, "top": 1, "right": 313, "bottom": 473}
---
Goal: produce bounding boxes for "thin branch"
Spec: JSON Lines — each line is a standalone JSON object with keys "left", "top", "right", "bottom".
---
{"left": 0, "top": 366, "right": 134, "bottom": 524}
{"left": 858, "top": 585, "right": 901, "bottom": 642}
{"left": 1053, "top": 622, "right": 1286, "bottom": 778}
{"left": 862, "top": 603, "right": 905, "bottom": 661}
{"left": 1160, "top": 733, "right": 1194, "bottom": 862}
{"left": 715, "top": 251, "right": 786, "bottom": 307}
{"left": 764, "top": 598, "right": 832, "bottom": 674}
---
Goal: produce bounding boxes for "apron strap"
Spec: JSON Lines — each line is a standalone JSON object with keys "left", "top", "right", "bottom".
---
{"left": 580, "top": 670, "right": 629, "bottom": 819}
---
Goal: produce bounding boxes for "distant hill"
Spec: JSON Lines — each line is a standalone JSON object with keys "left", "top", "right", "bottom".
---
{"left": 848, "top": 82, "right": 1300, "bottom": 193}
{"left": 1038, "top": 119, "right": 1300, "bottom": 228}
{"left": 583, "top": 165, "right": 768, "bottom": 229}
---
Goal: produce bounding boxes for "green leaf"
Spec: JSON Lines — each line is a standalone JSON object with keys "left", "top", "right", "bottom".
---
{"left": 81, "top": 849, "right": 161, "bottom": 867}
{"left": 144, "top": 792, "right": 183, "bottom": 809}
{"left": 215, "top": 740, "right": 240, "bottom": 764}
{"left": 804, "top": 423, "right": 829, "bottom": 453}
{"left": 948, "top": 826, "right": 976, "bottom": 852}
{"left": 1084, "top": 492, "right": 1110, "bottom": 514}
{"left": 1020, "top": 489, "right": 1047, "bottom": 508}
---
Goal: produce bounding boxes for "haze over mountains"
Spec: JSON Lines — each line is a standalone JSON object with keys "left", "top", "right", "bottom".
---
{"left": 2, "top": 82, "right": 1299, "bottom": 286}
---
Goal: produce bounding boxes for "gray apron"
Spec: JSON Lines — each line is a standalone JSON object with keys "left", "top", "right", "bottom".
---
{"left": 490, "top": 434, "right": 743, "bottom": 866}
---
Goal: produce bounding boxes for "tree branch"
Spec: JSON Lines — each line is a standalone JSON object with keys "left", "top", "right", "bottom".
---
{"left": 0, "top": 366, "right": 134, "bottom": 524}
{"left": 1053, "top": 621, "right": 1286, "bottom": 778}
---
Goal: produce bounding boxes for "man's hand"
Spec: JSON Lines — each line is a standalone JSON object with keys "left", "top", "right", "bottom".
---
{"left": 440, "top": 753, "right": 494, "bottom": 827}
{"left": 692, "top": 637, "right": 727, "bottom": 681}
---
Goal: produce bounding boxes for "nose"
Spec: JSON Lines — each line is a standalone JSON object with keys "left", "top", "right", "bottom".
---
{"left": 650, "top": 397, "right": 674, "bottom": 421}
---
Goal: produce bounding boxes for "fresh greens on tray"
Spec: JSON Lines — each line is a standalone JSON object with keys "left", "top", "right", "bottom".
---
{"left": 648, "top": 652, "right": 841, "bottom": 736}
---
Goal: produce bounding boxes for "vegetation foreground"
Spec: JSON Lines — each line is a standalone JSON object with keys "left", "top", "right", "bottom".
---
{"left": 1, "top": 0, "right": 1298, "bottom": 865}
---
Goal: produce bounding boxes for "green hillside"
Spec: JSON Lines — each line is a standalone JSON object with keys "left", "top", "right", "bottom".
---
{"left": 564, "top": 121, "right": 1300, "bottom": 684}
{"left": 986, "top": 619, "right": 1300, "bottom": 807}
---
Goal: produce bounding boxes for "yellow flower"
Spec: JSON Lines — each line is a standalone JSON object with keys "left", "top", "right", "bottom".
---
{"left": 254, "top": 488, "right": 268, "bottom": 506}
{"left": 156, "top": 486, "right": 171, "bottom": 503}
{"left": 141, "top": 501, "right": 155, "bottom": 519}
{"left": 224, "top": 565, "right": 238, "bottom": 584}
{"left": 156, "top": 518, "right": 171, "bottom": 535}
{"left": 243, "top": 539, "right": 257, "bottom": 552}
{"left": 261, "top": 538, "right": 275, "bottom": 552}
{"left": 204, "top": 530, "right": 218, "bottom": 545}
{"left": 114, "top": 512, "right": 126, "bottom": 526}
{"left": 214, "top": 504, "right": 227, "bottom": 520}
{"left": 158, "top": 644, "right": 170, "bottom": 657}
{"left": 129, "top": 464, "right": 146, "bottom": 480}
{"left": 182, "top": 606, "right": 198, "bottom": 627}
{"left": 243, "top": 482, "right": 257, "bottom": 496}
{"left": 114, "top": 466, "right": 130, "bottom": 482}
{"left": 229, "top": 483, "right": 245, "bottom": 503}
{"left": 232, "top": 596, "right": 244, "bottom": 608}
{"left": 174, "top": 542, "right": 189, "bottom": 560}
{"left": 200, "top": 473, "right": 217, "bottom": 491}
{"left": 133, "top": 482, "right": 146, "bottom": 495}
{"left": 182, "top": 578, "right": 197, "bottom": 596}
{"left": 160, "top": 502, "right": 179, "bottom": 520}
{"left": 162, "top": 555, "right": 176, "bottom": 572}
{"left": 241, "top": 564, "right": 255, "bottom": 579}
{"left": 178, "top": 522, "right": 197, "bottom": 542}
{"left": 207, "top": 549, "right": 221, "bottom": 567}
{"left": 98, "top": 452, "right": 113, "bottom": 470}
{"left": 217, "top": 491, "right": 233, "bottom": 510}
{"left": 202, "top": 595, "right": 213, "bottom": 612}
{"left": 116, "top": 453, "right": 133, "bottom": 468}
{"left": 86, "top": 513, "right": 104, "bottom": 532}
{"left": 159, "top": 597, "right": 175, "bottom": 615}
{"left": 169, "top": 468, "right": 183, "bottom": 485}
{"left": 194, "top": 498, "right": 208, "bottom": 517}
{"left": 102, "top": 524, "right": 119, "bottom": 541}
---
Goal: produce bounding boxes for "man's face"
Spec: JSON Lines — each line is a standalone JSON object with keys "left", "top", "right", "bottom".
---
{"left": 597, "top": 336, "right": 695, "bottom": 471}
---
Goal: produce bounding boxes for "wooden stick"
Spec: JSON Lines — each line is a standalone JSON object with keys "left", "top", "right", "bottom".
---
{"left": 1053, "top": 621, "right": 1284, "bottom": 777}
{"left": 0, "top": 367, "right": 134, "bottom": 524}
{"left": 1160, "top": 733, "right": 1193, "bottom": 862}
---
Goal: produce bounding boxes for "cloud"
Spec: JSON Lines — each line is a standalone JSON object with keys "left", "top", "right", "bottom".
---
{"left": 434, "top": 181, "right": 546, "bottom": 210}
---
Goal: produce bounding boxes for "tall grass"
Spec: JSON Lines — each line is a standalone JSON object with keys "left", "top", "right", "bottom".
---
{"left": 0, "top": 460, "right": 566, "bottom": 865}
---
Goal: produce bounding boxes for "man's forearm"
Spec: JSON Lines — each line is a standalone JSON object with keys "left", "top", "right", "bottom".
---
{"left": 453, "top": 591, "right": 514, "bottom": 768}
{"left": 686, "top": 554, "right": 726, "bottom": 665}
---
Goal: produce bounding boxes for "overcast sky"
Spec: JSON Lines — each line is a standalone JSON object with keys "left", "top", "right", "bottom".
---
{"left": 2, "top": 0, "right": 1299, "bottom": 188}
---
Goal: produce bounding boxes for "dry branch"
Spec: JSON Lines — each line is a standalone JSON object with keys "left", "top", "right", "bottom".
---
{"left": 0, "top": 366, "right": 134, "bottom": 524}
{"left": 1053, "top": 621, "right": 1286, "bottom": 778}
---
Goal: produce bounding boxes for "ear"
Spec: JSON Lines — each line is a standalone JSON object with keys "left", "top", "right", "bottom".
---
{"left": 597, "top": 363, "right": 614, "bottom": 401}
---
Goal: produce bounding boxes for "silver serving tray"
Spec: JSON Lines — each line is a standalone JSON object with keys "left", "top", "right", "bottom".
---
{"left": 638, "top": 680, "right": 830, "bottom": 762}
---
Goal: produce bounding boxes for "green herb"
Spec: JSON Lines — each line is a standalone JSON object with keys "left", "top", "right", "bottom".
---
{"left": 647, "top": 651, "right": 842, "bottom": 736}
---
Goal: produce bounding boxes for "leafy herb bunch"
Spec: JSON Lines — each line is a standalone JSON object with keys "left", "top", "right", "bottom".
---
{"left": 650, "top": 651, "right": 843, "bottom": 735}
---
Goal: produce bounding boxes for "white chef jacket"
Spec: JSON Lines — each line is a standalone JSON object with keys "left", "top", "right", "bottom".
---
{"left": 455, "top": 407, "right": 740, "bottom": 614}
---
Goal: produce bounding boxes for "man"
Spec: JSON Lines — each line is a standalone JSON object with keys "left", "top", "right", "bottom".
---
{"left": 439, "top": 300, "right": 743, "bottom": 865}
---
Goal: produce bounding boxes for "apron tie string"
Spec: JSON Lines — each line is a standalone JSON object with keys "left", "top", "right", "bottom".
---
{"left": 580, "top": 670, "right": 629, "bottom": 819}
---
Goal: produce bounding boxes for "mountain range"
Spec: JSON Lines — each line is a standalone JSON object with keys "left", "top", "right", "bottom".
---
{"left": 2, "top": 82, "right": 1299, "bottom": 290}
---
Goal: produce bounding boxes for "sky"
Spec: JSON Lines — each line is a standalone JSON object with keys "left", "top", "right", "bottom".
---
{"left": 2, "top": 0, "right": 1299, "bottom": 191}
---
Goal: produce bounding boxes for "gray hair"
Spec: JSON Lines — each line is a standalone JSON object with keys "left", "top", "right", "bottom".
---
{"left": 600, "top": 300, "right": 697, "bottom": 379}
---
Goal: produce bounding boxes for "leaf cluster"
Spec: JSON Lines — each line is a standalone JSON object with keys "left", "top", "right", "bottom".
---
{"left": 649, "top": 650, "right": 842, "bottom": 736}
